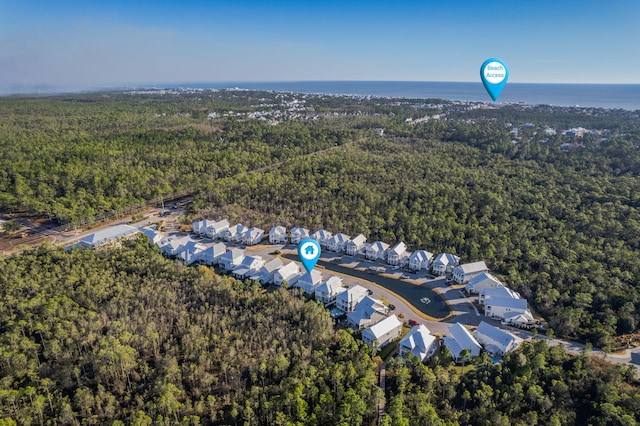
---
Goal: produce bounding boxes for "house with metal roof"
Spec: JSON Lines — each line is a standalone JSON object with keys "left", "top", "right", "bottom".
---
{"left": 399, "top": 324, "right": 437, "bottom": 362}
{"left": 475, "top": 321, "right": 522, "bottom": 357}
{"left": 443, "top": 322, "right": 482, "bottom": 363}
{"left": 362, "top": 314, "right": 403, "bottom": 350}
{"left": 452, "top": 261, "right": 488, "bottom": 284}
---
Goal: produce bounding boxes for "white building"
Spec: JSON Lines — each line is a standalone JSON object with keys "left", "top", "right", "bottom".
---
{"left": 362, "top": 315, "right": 403, "bottom": 350}
{"left": 221, "top": 224, "right": 247, "bottom": 242}
{"left": 140, "top": 226, "right": 163, "bottom": 245}
{"left": 310, "top": 229, "right": 332, "bottom": 248}
{"left": 431, "top": 253, "right": 460, "bottom": 276}
{"left": 178, "top": 241, "right": 207, "bottom": 264}
{"left": 69, "top": 224, "right": 139, "bottom": 250}
{"left": 218, "top": 248, "right": 245, "bottom": 271}
{"left": 315, "top": 276, "right": 346, "bottom": 305}
{"left": 485, "top": 297, "right": 533, "bottom": 325}
{"left": 232, "top": 255, "right": 266, "bottom": 278}
{"left": 475, "top": 321, "right": 522, "bottom": 357}
{"left": 335, "top": 285, "right": 369, "bottom": 312}
{"left": 452, "top": 261, "right": 488, "bottom": 284}
{"left": 346, "top": 297, "right": 387, "bottom": 329}
{"left": 296, "top": 270, "right": 323, "bottom": 296}
{"left": 366, "top": 241, "right": 390, "bottom": 261}
{"left": 345, "top": 234, "right": 367, "bottom": 256}
{"left": 290, "top": 227, "right": 310, "bottom": 244}
{"left": 268, "top": 226, "right": 288, "bottom": 244}
{"left": 194, "top": 242, "right": 227, "bottom": 265}
{"left": 399, "top": 324, "right": 437, "bottom": 362}
{"left": 465, "top": 272, "right": 503, "bottom": 294}
{"left": 387, "top": 242, "right": 409, "bottom": 266}
{"left": 443, "top": 322, "right": 482, "bottom": 363}
{"left": 326, "top": 233, "right": 351, "bottom": 252}
{"left": 242, "top": 227, "right": 264, "bottom": 246}
{"left": 205, "top": 219, "right": 229, "bottom": 239}
{"left": 478, "top": 285, "right": 520, "bottom": 305}
{"left": 409, "top": 250, "right": 433, "bottom": 271}
{"left": 249, "top": 258, "right": 284, "bottom": 284}
{"left": 273, "top": 262, "right": 302, "bottom": 287}
{"left": 158, "top": 235, "right": 192, "bottom": 257}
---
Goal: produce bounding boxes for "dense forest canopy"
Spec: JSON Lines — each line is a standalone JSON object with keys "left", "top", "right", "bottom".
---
{"left": 1, "top": 242, "right": 639, "bottom": 425}
{"left": 0, "top": 90, "right": 639, "bottom": 342}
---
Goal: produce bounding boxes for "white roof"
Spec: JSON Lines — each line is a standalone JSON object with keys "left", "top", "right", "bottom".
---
{"left": 400, "top": 325, "right": 436, "bottom": 360}
{"left": 487, "top": 296, "right": 528, "bottom": 310}
{"left": 290, "top": 227, "right": 309, "bottom": 235}
{"left": 410, "top": 250, "right": 434, "bottom": 262}
{"left": 336, "top": 285, "right": 369, "bottom": 304}
{"left": 316, "top": 276, "right": 345, "bottom": 295}
{"left": 269, "top": 225, "right": 286, "bottom": 234}
{"left": 476, "top": 321, "right": 521, "bottom": 350}
{"left": 297, "top": 269, "right": 323, "bottom": 285}
{"left": 456, "top": 261, "right": 488, "bottom": 274}
{"left": 220, "top": 248, "right": 244, "bottom": 260}
{"left": 208, "top": 219, "right": 229, "bottom": 231}
{"left": 226, "top": 224, "right": 247, "bottom": 235}
{"left": 350, "top": 234, "right": 367, "bottom": 246}
{"left": 444, "top": 322, "right": 482, "bottom": 358}
{"left": 467, "top": 271, "right": 502, "bottom": 287}
{"left": 244, "top": 227, "right": 264, "bottom": 237}
{"left": 481, "top": 285, "right": 520, "bottom": 300}
{"left": 346, "top": 296, "right": 386, "bottom": 327}
{"left": 362, "top": 314, "right": 402, "bottom": 341}
{"left": 78, "top": 224, "right": 139, "bottom": 247}
{"left": 368, "top": 241, "right": 390, "bottom": 252}
{"left": 389, "top": 242, "right": 407, "bottom": 256}
{"left": 276, "top": 262, "right": 300, "bottom": 277}
{"left": 329, "top": 233, "right": 351, "bottom": 243}
{"left": 311, "top": 229, "right": 332, "bottom": 240}
{"left": 261, "top": 258, "right": 284, "bottom": 273}
{"left": 434, "top": 252, "right": 459, "bottom": 265}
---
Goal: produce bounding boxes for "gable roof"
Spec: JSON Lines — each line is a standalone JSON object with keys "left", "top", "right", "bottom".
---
{"left": 389, "top": 242, "right": 408, "bottom": 256}
{"left": 336, "top": 285, "right": 369, "bottom": 304}
{"left": 456, "top": 261, "right": 488, "bottom": 274}
{"left": 316, "top": 276, "right": 345, "bottom": 294}
{"left": 368, "top": 241, "right": 390, "bottom": 252}
{"left": 433, "top": 253, "right": 459, "bottom": 266}
{"left": 329, "top": 233, "right": 351, "bottom": 244}
{"left": 362, "top": 314, "right": 402, "bottom": 341}
{"left": 410, "top": 250, "right": 434, "bottom": 262}
{"left": 269, "top": 225, "right": 287, "bottom": 235}
{"left": 79, "top": 224, "right": 139, "bottom": 247}
{"left": 444, "top": 322, "right": 482, "bottom": 358}
{"left": 400, "top": 325, "right": 436, "bottom": 360}
{"left": 476, "top": 321, "right": 521, "bottom": 350}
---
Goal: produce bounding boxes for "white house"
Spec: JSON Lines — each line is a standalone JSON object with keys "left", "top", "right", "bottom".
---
{"left": 140, "top": 226, "right": 163, "bottom": 245}
{"left": 387, "top": 242, "right": 410, "bottom": 266}
{"left": 409, "top": 250, "right": 433, "bottom": 271}
{"left": 326, "top": 233, "right": 351, "bottom": 252}
{"left": 345, "top": 234, "right": 367, "bottom": 256}
{"left": 249, "top": 258, "right": 284, "bottom": 284}
{"left": 315, "top": 276, "right": 346, "bottom": 305}
{"left": 194, "top": 242, "right": 227, "bottom": 265}
{"left": 232, "top": 255, "right": 266, "bottom": 278}
{"left": 242, "top": 227, "right": 264, "bottom": 246}
{"left": 205, "top": 219, "right": 229, "bottom": 239}
{"left": 218, "top": 248, "right": 245, "bottom": 271}
{"left": 296, "top": 270, "right": 323, "bottom": 296}
{"left": 159, "top": 235, "right": 192, "bottom": 257}
{"left": 362, "top": 314, "right": 403, "bottom": 350}
{"left": 221, "top": 224, "right": 247, "bottom": 242}
{"left": 290, "top": 227, "right": 310, "bottom": 244}
{"left": 268, "top": 226, "right": 287, "bottom": 244}
{"left": 399, "top": 324, "right": 437, "bottom": 362}
{"left": 431, "top": 253, "right": 460, "bottom": 276}
{"left": 366, "top": 241, "right": 389, "bottom": 261}
{"left": 310, "top": 229, "right": 332, "bottom": 248}
{"left": 485, "top": 297, "right": 532, "bottom": 324}
{"left": 346, "top": 296, "right": 387, "bottom": 329}
{"left": 475, "top": 321, "right": 522, "bottom": 357}
{"left": 443, "top": 322, "right": 482, "bottom": 363}
{"left": 178, "top": 241, "right": 207, "bottom": 264}
{"left": 452, "top": 261, "right": 488, "bottom": 284}
{"left": 273, "top": 262, "right": 302, "bottom": 287}
{"left": 336, "top": 285, "right": 369, "bottom": 312}
{"left": 478, "top": 285, "right": 520, "bottom": 305}
{"left": 191, "top": 219, "right": 208, "bottom": 236}
{"left": 465, "top": 272, "right": 503, "bottom": 294}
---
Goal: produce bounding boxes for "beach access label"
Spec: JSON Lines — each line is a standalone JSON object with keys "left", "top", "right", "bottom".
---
{"left": 480, "top": 58, "right": 509, "bottom": 101}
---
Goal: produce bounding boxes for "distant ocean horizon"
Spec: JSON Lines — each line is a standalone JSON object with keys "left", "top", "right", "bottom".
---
{"left": 197, "top": 81, "right": 640, "bottom": 111}
{"left": 3, "top": 81, "right": 640, "bottom": 110}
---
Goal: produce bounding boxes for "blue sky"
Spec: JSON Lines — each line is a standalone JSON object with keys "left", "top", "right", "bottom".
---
{"left": 0, "top": 0, "right": 638, "bottom": 91}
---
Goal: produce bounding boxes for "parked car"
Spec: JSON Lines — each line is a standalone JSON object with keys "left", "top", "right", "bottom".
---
{"left": 388, "top": 304, "right": 396, "bottom": 311}
{"left": 408, "top": 319, "right": 419, "bottom": 326}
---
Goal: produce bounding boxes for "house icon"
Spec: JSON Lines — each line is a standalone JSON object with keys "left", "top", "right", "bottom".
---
{"left": 305, "top": 245, "right": 315, "bottom": 256}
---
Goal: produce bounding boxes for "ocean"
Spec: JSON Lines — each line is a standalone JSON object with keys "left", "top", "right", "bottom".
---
{"left": 188, "top": 81, "right": 640, "bottom": 111}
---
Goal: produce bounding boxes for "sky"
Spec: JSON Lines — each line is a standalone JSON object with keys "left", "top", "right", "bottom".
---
{"left": 0, "top": 0, "right": 639, "bottom": 93}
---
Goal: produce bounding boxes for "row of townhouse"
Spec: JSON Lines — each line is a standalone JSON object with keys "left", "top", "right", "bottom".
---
{"left": 465, "top": 271, "right": 534, "bottom": 326}
{"left": 192, "top": 219, "right": 265, "bottom": 246}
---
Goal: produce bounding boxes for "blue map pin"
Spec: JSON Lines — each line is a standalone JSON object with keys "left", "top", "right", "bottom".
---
{"left": 298, "top": 238, "right": 321, "bottom": 273}
{"left": 480, "top": 58, "right": 509, "bottom": 101}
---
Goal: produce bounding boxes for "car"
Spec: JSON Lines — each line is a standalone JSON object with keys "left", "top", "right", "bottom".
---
{"left": 388, "top": 304, "right": 396, "bottom": 311}
{"left": 408, "top": 319, "right": 419, "bottom": 326}
{"left": 367, "top": 289, "right": 374, "bottom": 295}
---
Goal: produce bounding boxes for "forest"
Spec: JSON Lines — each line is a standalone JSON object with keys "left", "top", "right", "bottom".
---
{"left": 0, "top": 241, "right": 639, "bottom": 425}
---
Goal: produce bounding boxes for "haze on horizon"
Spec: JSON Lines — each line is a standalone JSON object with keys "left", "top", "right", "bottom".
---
{"left": 1, "top": 0, "right": 639, "bottom": 94}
